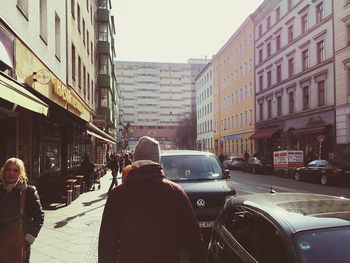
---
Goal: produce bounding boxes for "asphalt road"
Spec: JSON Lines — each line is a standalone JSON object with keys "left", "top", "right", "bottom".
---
{"left": 227, "top": 169, "right": 350, "bottom": 198}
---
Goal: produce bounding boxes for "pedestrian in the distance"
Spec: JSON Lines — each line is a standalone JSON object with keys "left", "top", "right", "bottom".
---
{"left": 107, "top": 154, "right": 120, "bottom": 194}
{"left": 81, "top": 154, "right": 95, "bottom": 191}
{"left": 124, "top": 153, "right": 132, "bottom": 166}
{"left": 99, "top": 136, "right": 207, "bottom": 263}
{"left": 0, "top": 157, "right": 45, "bottom": 263}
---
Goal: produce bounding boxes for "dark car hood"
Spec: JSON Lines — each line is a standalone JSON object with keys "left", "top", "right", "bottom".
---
{"left": 177, "top": 180, "right": 234, "bottom": 197}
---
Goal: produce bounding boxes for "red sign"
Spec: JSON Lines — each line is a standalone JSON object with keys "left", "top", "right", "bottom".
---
{"left": 317, "top": 135, "right": 325, "bottom": 142}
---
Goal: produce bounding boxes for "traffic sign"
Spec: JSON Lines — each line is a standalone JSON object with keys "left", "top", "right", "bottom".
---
{"left": 317, "top": 135, "right": 325, "bottom": 142}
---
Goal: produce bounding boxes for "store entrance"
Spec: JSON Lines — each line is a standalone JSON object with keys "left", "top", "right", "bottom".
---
{"left": 0, "top": 108, "right": 17, "bottom": 166}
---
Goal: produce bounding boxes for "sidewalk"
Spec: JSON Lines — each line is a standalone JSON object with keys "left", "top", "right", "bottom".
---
{"left": 31, "top": 170, "right": 119, "bottom": 263}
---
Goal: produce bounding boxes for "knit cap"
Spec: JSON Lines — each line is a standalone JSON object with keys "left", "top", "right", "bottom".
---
{"left": 133, "top": 136, "right": 161, "bottom": 163}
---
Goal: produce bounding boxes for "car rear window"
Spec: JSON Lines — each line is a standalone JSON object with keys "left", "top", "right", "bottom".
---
{"left": 293, "top": 226, "right": 350, "bottom": 263}
{"left": 161, "top": 155, "right": 223, "bottom": 181}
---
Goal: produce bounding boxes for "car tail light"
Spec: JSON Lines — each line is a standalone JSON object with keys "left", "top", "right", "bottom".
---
{"left": 332, "top": 168, "right": 343, "bottom": 175}
{"left": 259, "top": 163, "right": 264, "bottom": 168}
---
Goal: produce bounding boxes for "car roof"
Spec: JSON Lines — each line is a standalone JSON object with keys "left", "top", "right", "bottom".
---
{"left": 227, "top": 192, "right": 350, "bottom": 233}
{"left": 161, "top": 150, "right": 215, "bottom": 157}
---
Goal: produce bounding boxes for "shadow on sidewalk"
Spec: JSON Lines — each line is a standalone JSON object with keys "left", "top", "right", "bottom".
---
{"left": 54, "top": 203, "right": 105, "bottom": 229}
{"left": 82, "top": 192, "right": 108, "bottom": 206}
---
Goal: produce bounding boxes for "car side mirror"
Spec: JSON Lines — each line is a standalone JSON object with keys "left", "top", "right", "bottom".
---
{"left": 225, "top": 169, "right": 230, "bottom": 179}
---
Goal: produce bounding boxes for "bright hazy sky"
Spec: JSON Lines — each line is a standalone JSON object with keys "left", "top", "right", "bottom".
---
{"left": 113, "top": 0, "right": 264, "bottom": 63}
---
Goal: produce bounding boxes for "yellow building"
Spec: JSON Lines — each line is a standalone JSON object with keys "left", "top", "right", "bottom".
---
{"left": 212, "top": 15, "right": 255, "bottom": 157}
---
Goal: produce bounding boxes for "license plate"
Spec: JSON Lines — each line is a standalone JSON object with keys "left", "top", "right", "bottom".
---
{"left": 198, "top": 221, "right": 214, "bottom": 228}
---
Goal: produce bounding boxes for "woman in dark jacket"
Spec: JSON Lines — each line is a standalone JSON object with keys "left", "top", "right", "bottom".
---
{"left": 0, "top": 157, "right": 45, "bottom": 263}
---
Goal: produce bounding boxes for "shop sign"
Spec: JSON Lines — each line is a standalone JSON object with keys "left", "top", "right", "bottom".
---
{"left": 33, "top": 69, "right": 51, "bottom": 84}
{"left": 53, "top": 79, "right": 83, "bottom": 113}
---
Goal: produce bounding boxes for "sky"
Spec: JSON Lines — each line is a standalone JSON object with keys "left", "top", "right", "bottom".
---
{"left": 112, "top": 0, "right": 264, "bottom": 63}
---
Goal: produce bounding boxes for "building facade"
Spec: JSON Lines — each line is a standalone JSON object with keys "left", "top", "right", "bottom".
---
{"left": 195, "top": 62, "right": 214, "bottom": 152}
{"left": 334, "top": 0, "right": 350, "bottom": 160}
{"left": 115, "top": 59, "right": 208, "bottom": 150}
{"left": 212, "top": 16, "right": 255, "bottom": 158}
{"left": 253, "top": 0, "right": 335, "bottom": 160}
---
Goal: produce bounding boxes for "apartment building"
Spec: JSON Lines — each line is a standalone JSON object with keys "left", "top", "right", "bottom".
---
{"left": 115, "top": 59, "right": 208, "bottom": 149}
{"left": 196, "top": 62, "right": 214, "bottom": 152}
{"left": 334, "top": 0, "right": 350, "bottom": 160}
{"left": 95, "top": 0, "right": 119, "bottom": 161}
{"left": 253, "top": 0, "right": 335, "bottom": 159}
{"left": 212, "top": 16, "right": 255, "bottom": 157}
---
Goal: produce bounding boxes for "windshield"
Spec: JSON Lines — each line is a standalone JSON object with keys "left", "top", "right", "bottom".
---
{"left": 293, "top": 226, "right": 350, "bottom": 263}
{"left": 161, "top": 155, "right": 224, "bottom": 181}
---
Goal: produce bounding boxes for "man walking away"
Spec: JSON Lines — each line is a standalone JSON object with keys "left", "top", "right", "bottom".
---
{"left": 99, "top": 136, "right": 207, "bottom": 263}
{"left": 107, "top": 154, "right": 120, "bottom": 194}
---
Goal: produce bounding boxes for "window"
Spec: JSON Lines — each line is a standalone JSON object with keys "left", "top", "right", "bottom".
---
{"left": 258, "top": 24, "right": 262, "bottom": 37}
{"left": 348, "top": 68, "right": 350, "bottom": 94}
{"left": 289, "top": 92, "right": 294, "bottom": 113}
{"left": 77, "top": 4, "right": 81, "bottom": 32}
{"left": 267, "top": 100, "right": 272, "bottom": 119}
{"left": 40, "top": 0, "right": 47, "bottom": 42}
{"left": 100, "top": 88, "right": 108, "bottom": 107}
{"left": 99, "top": 0, "right": 107, "bottom": 9}
{"left": 276, "top": 7, "right": 280, "bottom": 21}
{"left": 259, "top": 103, "right": 263, "bottom": 121}
{"left": 78, "top": 56, "right": 81, "bottom": 88}
{"left": 250, "top": 109, "right": 253, "bottom": 124}
{"left": 277, "top": 96, "right": 282, "bottom": 116}
{"left": 302, "top": 49, "right": 309, "bottom": 70}
{"left": 45, "top": 139, "right": 61, "bottom": 171}
{"left": 267, "top": 42, "right": 271, "bottom": 57}
{"left": 83, "top": 19, "right": 85, "bottom": 44}
{"left": 288, "top": 58, "right": 294, "bottom": 77}
{"left": 303, "top": 86, "right": 309, "bottom": 110}
{"left": 318, "top": 80, "right": 325, "bottom": 106}
{"left": 276, "top": 35, "right": 281, "bottom": 51}
{"left": 259, "top": 75, "right": 263, "bottom": 91}
{"left": 83, "top": 65, "right": 86, "bottom": 95}
{"left": 267, "top": 16, "right": 271, "bottom": 30}
{"left": 258, "top": 49, "right": 263, "bottom": 63}
{"left": 316, "top": 2, "right": 324, "bottom": 23}
{"left": 71, "top": 0, "right": 75, "bottom": 18}
{"left": 90, "top": 5, "right": 93, "bottom": 23}
{"left": 55, "top": 13, "right": 61, "bottom": 59}
{"left": 267, "top": 70, "right": 272, "bottom": 87}
{"left": 87, "top": 73, "right": 90, "bottom": 100}
{"left": 288, "top": 25, "right": 294, "bottom": 43}
{"left": 301, "top": 13, "right": 308, "bottom": 34}
{"left": 99, "top": 54, "right": 108, "bottom": 74}
{"left": 71, "top": 44, "right": 76, "bottom": 79}
{"left": 87, "top": 31, "right": 89, "bottom": 54}
{"left": 288, "top": 0, "right": 293, "bottom": 11}
{"left": 98, "top": 23, "right": 108, "bottom": 41}
{"left": 276, "top": 65, "right": 282, "bottom": 83}
{"left": 17, "top": 0, "right": 28, "bottom": 18}
{"left": 91, "top": 42, "right": 93, "bottom": 63}
{"left": 317, "top": 40, "right": 325, "bottom": 63}
{"left": 347, "top": 24, "right": 350, "bottom": 46}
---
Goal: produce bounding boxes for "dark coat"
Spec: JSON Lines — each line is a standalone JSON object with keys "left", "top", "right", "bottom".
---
{"left": 98, "top": 163, "right": 207, "bottom": 263}
{"left": 0, "top": 183, "right": 44, "bottom": 238}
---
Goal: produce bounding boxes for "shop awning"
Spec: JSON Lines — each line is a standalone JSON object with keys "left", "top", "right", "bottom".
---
{"left": 249, "top": 128, "right": 280, "bottom": 139}
{"left": 291, "top": 126, "right": 325, "bottom": 136}
{"left": 0, "top": 73, "right": 48, "bottom": 116}
{"left": 86, "top": 123, "right": 116, "bottom": 144}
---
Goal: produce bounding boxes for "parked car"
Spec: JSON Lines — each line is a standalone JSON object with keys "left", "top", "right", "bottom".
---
{"left": 242, "top": 156, "right": 274, "bottom": 174}
{"left": 294, "top": 159, "right": 350, "bottom": 185}
{"left": 208, "top": 192, "right": 350, "bottom": 263}
{"left": 160, "top": 150, "right": 236, "bottom": 241}
{"left": 223, "top": 156, "right": 244, "bottom": 170}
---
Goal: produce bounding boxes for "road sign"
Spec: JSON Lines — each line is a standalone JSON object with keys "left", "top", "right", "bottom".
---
{"left": 317, "top": 135, "right": 325, "bottom": 142}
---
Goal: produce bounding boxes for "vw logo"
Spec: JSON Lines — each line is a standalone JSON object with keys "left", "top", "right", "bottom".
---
{"left": 196, "top": 199, "right": 206, "bottom": 208}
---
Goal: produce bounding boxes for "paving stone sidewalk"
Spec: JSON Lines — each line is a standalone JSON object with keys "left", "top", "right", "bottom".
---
{"left": 31, "top": 171, "right": 118, "bottom": 263}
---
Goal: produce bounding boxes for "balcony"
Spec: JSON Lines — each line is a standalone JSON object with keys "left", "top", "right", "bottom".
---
{"left": 98, "top": 41, "right": 110, "bottom": 54}
{"left": 97, "top": 9, "right": 110, "bottom": 23}
{"left": 98, "top": 74, "right": 111, "bottom": 88}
